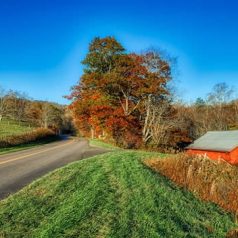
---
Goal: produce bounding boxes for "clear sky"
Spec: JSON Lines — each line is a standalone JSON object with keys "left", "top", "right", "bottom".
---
{"left": 0, "top": 0, "right": 238, "bottom": 104}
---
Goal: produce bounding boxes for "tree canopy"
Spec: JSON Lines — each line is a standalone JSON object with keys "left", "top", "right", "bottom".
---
{"left": 68, "top": 36, "right": 176, "bottom": 148}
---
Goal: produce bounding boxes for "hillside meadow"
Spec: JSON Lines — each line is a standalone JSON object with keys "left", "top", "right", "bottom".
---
{"left": 0, "top": 119, "right": 33, "bottom": 138}
{"left": 0, "top": 119, "right": 60, "bottom": 155}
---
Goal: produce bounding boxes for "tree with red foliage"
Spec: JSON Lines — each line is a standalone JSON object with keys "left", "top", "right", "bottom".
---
{"left": 67, "top": 36, "right": 173, "bottom": 148}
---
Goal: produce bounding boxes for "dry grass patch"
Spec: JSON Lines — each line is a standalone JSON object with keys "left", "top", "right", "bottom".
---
{"left": 145, "top": 153, "right": 238, "bottom": 214}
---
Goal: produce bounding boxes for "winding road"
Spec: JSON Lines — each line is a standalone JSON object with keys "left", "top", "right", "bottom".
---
{"left": 0, "top": 137, "right": 108, "bottom": 200}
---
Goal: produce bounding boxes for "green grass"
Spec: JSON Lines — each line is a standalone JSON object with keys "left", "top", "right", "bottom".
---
{"left": 90, "top": 138, "right": 120, "bottom": 150}
{"left": 0, "top": 119, "right": 34, "bottom": 138}
{"left": 0, "top": 150, "right": 236, "bottom": 237}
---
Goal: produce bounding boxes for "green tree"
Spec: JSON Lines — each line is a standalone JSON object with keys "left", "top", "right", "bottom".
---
{"left": 82, "top": 36, "right": 125, "bottom": 74}
{"left": 195, "top": 97, "right": 206, "bottom": 107}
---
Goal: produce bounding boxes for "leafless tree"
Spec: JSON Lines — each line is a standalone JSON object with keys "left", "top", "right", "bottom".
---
{"left": 41, "top": 103, "right": 63, "bottom": 130}
{"left": 0, "top": 87, "right": 7, "bottom": 121}
{"left": 233, "top": 100, "right": 238, "bottom": 126}
{"left": 207, "top": 82, "right": 234, "bottom": 131}
{"left": 143, "top": 95, "right": 174, "bottom": 146}
{"left": 3, "top": 90, "right": 28, "bottom": 122}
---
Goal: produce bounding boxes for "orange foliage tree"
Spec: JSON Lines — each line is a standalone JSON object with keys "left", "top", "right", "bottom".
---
{"left": 67, "top": 37, "right": 172, "bottom": 148}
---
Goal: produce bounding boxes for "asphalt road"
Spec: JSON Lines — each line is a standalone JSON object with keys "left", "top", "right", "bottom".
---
{"left": 0, "top": 137, "right": 108, "bottom": 200}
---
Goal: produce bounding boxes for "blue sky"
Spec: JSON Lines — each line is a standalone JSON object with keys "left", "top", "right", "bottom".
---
{"left": 0, "top": 0, "right": 238, "bottom": 104}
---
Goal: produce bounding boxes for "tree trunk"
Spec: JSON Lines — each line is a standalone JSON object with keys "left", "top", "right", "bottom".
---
{"left": 91, "top": 127, "right": 95, "bottom": 139}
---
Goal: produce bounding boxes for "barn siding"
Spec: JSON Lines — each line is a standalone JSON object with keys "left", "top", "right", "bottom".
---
{"left": 230, "top": 148, "right": 238, "bottom": 164}
{"left": 187, "top": 149, "right": 232, "bottom": 163}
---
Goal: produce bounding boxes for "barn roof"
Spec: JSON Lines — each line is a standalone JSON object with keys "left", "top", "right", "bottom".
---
{"left": 186, "top": 131, "right": 238, "bottom": 152}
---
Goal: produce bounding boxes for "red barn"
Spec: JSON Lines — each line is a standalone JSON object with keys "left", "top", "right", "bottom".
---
{"left": 186, "top": 131, "right": 238, "bottom": 165}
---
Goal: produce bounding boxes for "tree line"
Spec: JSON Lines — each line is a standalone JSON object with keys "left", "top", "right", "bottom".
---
{"left": 0, "top": 87, "right": 73, "bottom": 133}
{"left": 67, "top": 36, "right": 238, "bottom": 151}
{"left": 176, "top": 83, "right": 238, "bottom": 141}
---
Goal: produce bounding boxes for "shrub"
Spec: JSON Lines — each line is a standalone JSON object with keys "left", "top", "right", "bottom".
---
{"left": 0, "top": 128, "right": 57, "bottom": 148}
{"left": 144, "top": 153, "right": 238, "bottom": 214}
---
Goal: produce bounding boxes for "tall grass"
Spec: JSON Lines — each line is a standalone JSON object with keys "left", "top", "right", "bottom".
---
{"left": 145, "top": 154, "right": 238, "bottom": 215}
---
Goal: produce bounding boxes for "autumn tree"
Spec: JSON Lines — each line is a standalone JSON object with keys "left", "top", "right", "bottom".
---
{"left": 68, "top": 37, "right": 174, "bottom": 148}
{"left": 102, "top": 54, "right": 147, "bottom": 115}
{"left": 68, "top": 87, "right": 113, "bottom": 138}
{"left": 68, "top": 37, "right": 126, "bottom": 141}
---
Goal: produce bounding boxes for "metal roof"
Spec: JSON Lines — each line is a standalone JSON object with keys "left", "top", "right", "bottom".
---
{"left": 186, "top": 131, "right": 238, "bottom": 152}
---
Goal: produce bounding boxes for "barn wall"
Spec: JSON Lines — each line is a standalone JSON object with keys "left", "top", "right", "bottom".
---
{"left": 187, "top": 149, "right": 231, "bottom": 163}
{"left": 230, "top": 148, "right": 238, "bottom": 164}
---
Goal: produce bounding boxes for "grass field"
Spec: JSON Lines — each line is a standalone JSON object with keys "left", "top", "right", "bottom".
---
{"left": 0, "top": 150, "right": 236, "bottom": 237}
{"left": 0, "top": 119, "right": 33, "bottom": 138}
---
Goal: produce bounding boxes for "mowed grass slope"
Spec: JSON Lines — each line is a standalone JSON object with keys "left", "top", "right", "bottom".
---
{"left": 0, "top": 151, "right": 236, "bottom": 237}
{"left": 0, "top": 119, "right": 33, "bottom": 138}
